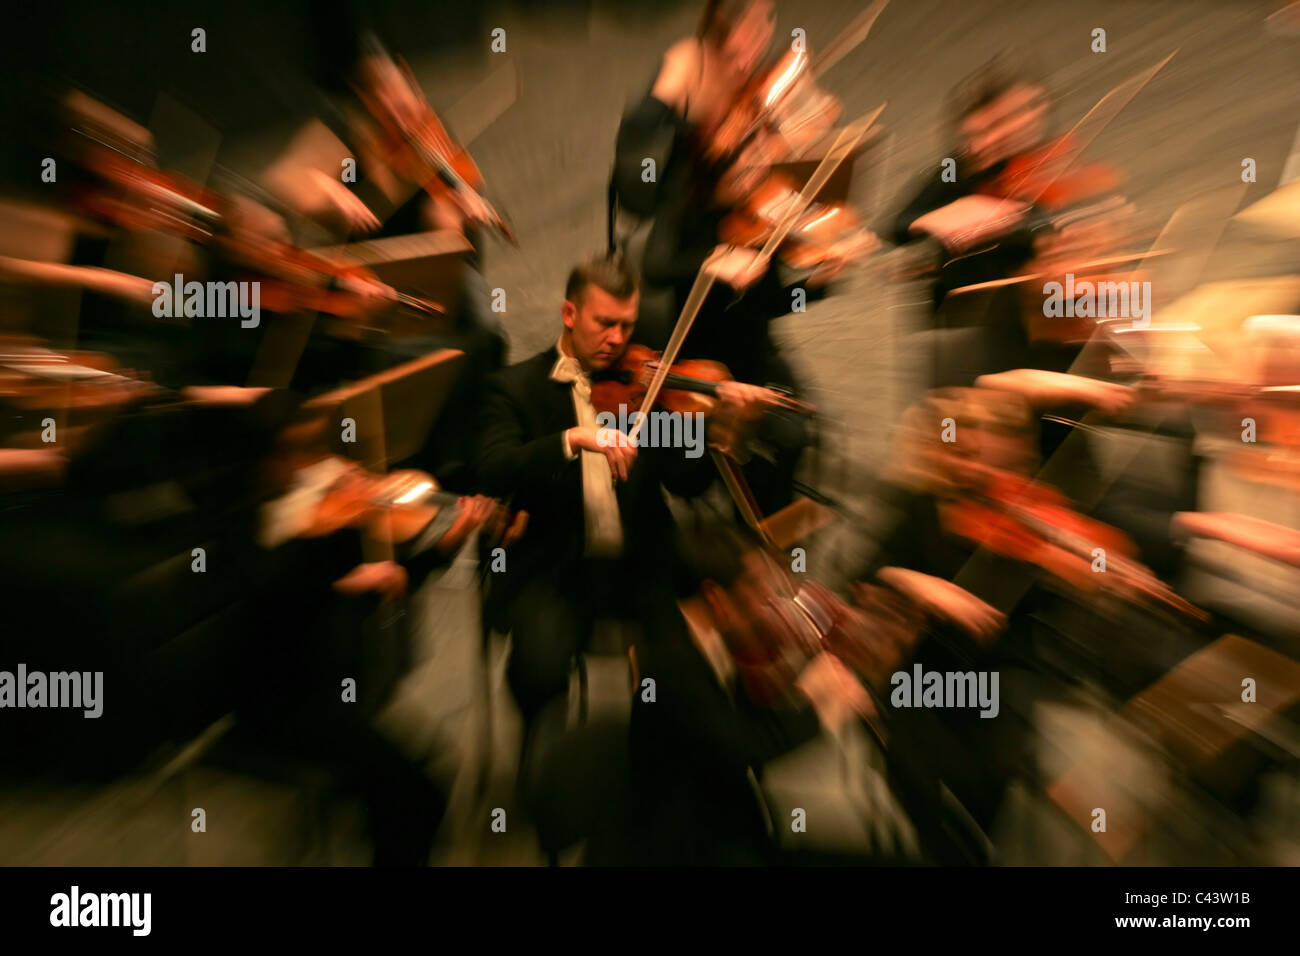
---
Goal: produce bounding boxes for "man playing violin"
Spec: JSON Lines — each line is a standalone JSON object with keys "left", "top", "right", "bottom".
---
{"left": 264, "top": 25, "right": 508, "bottom": 485}
{"left": 242, "top": 392, "right": 515, "bottom": 866}
{"left": 891, "top": 59, "right": 1048, "bottom": 312}
{"left": 475, "top": 251, "right": 782, "bottom": 777}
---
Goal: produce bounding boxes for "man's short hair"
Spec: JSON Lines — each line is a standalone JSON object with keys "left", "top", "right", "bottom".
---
{"left": 947, "top": 53, "right": 1046, "bottom": 128}
{"left": 697, "top": 0, "right": 762, "bottom": 45}
{"left": 675, "top": 521, "right": 764, "bottom": 594}
{"left": 565, "top": 251, "right": 639, "bottom": 307}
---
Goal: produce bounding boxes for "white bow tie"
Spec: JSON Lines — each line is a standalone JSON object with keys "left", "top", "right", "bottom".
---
{"left": 550, "top": 353, "right": 589, "bottom": 387}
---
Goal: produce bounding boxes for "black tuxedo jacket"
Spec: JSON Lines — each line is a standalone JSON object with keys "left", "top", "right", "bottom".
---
{"left": 475, "top": 346, "right": 714, "bottom": 603}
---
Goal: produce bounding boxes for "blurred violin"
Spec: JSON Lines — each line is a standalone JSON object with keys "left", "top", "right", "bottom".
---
{"left": 0, "top": 342, "right": 158, "bottom": 413}
{"left": 358, "top": 61, "right": 516, "bottom": 244}
{"left": 0, "top": 340, "right": 164, "bottom": 454}
{"left": 696, "top": 8, "right": 888, "bottom": 274}
{"left": 70, "top": 137, "right": 226, "bottom": 243}
{"left": 230, "top": 237, "right": 445, "bottom": 335}
{"left": 977, "top": 132, "right": 1122, "bottom": 212}
{"left": 302, "top": 463, "right": 526, "bottom": 548}
{"left": 939, "top": 464, "right": 1207, "bottom": 622}
{"left": 728, "top": 556, "right": 922, "bottom": 750}
{"left": 701, "top": 0, "right": 888, "bottom": 172}
{"left": 703, "top": 46, "right": 841, "bottom": 174}
{"left": 718, "top": 172, "right": 880, "bottom": 271}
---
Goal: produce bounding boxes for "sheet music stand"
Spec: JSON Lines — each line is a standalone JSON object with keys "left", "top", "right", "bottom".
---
{"left": 304, "top": 347, "right": 464, "bottom": 471}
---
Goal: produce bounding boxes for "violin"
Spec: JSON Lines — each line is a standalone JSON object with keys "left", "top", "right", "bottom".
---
{"left": 703, "top": 46, "right": 841, "bottom": 172}
{"left": 696, "top": 36, "right": 880, "bottom": 274}
{"left": 230, "top": 237, "right": 445, "bottom": 336}
{"left": 70, "top": 138, "right": 226, "bottom": 243}
{"left": 0, "top": 341, "right": 158, "bottom": 414}
{"left": 718, "top": 172, "right": 879, "bottom": 271}
{"left": 0, "top": 339, "right": 165, "bottom": 455}
{"left": 728, "top": 555, "right": 923, "bottom": 745}
{"left": 701, "top": 0, "right": 892, "bottom": 177}
{"left": 939, "top": 464, "right": 1207, "bottom": 622}
{"left": 359, "top": 65, "right": 516, "bottom": 244}
{"left": 977, "top": 132, "right": 1122, "bottom": 212}
{"left": 591, "top": 343, "right": 807, "bottom": 417}
{"left": 302, "top": 462, "right": 526, "bottom": 549}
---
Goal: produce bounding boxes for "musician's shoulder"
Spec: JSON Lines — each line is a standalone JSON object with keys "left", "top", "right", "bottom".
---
{"left": 490, "top": 348, "right": 557, "bottom": 391}
{"left": 653, "top": 39, "right": 701, "bottom": 106}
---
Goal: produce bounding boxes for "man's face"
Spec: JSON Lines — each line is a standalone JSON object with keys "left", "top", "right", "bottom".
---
{"left": 562, "top": 285, "right": 638, "bottom": 372}
{"left": 962, "top": 421, "right": 1032, "bottom": 473}
{"left": 959, "top": 83, "right": 1048, "bottom": 172}
{"left": 358, "top": 55, "right": 425, "bottom": 132}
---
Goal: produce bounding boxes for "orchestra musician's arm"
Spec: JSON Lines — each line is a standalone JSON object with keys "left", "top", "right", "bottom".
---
{"left": 474, "top": 376, "right": 575, "bottom": 497}
{"left": 1173, "top": 512, "right": 1300, "bottom": 568}
{"left": 890, "top": 170, "right": 968, "bottom": 245}
{"left": 857, "top": 482, "right": 1006, "bottom": 642}
{"left": 0, "top": 255, "right": 156, "bottom": 304}
{"left": 0, "top": 449, "right": 66, "bottom": 493}
{"left": 872, "top": 567, "right": 1005, "bottom": 645}
{"left": 262, "top": 120, "right": 382, "bottom": 236}
{"left": 611, "top": 36, "right": 699, "bottom": 221}
{"left": 975, "top": 369, "right": 1136, "bottom": 418}
{"left": 642, "top": 179, "right": 728, "bottom": 289}
{"left": 649, "top": 38, "right": 699, "bottom": 116}
{"left": 891, "top": 171, "right": 1031, "bottom": 254}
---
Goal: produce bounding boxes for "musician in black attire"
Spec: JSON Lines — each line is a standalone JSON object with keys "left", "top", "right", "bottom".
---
{"left": 856, "top": 387, "right": 1213, "bottom": 850}
{"left": 475, "top": 252, "right": 784, "bottom": 771}
{"left": 889, "top": 60, "right": 1151, "bottom": 502}
{"left": 234, "top": 394, "right": 506, "bottom": 865}
{"left": 267, "top": 10, "right": 506, "bottom": 486}
{"left": 611, "top": 0, "right": 855, "bottom": 514}
{"left": 888, "top": 59, "right": 1048, "bottom": 316}
{"left": 610, "top": 524, "right": 882, "bottom": 865}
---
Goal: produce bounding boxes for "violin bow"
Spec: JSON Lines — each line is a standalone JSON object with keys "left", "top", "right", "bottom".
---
{"left": 627, "top": 103, "right": 887, "bottom": 449}
{"left": 810, "top": 0, "right": 891, "bottom": 77}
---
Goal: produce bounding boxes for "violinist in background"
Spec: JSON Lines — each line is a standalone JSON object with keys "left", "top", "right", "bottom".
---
{"left": 237, "top": 391, "right": 514, "bottom": 866}
{"left": 858, "top": 385, "right": 1216, "bottom": 840}
{"left": 612, "top": 522, "right": 894, "bottom": 865}
{"left": 269, "top": 50, "right": 497, "bottom": 242}
{"left": 38, "top": 89, "right": 403, "bottom": 392}
{"left": 263, "top": 27, "right": 508, "bottom": 485}
{"left": 858, "top": 389, "right": 1043, "bottom": 845}
{"left": 612, "top": 0, "right": 865, "bottom": 514}
{"left": 891, "top": 58, "right": 1133, "bottom": 389}
{"left": 890, "top": 59, "right": 1047, "bottom": 313}
{"left": 890, "top": 59, "right": 1144, "bottom": 495}
{"left": 33, "top": 90, "right": 207, "bottom": 382}
{"left": 474, "top": 251, "right": 777, "bottom": 779}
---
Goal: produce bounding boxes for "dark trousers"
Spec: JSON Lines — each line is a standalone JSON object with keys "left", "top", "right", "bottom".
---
{"left": 241, "top": 550, "right": 446, "bottom": 867}
{"left": 503, "top": 558, "right": 629, "bottom": 726}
